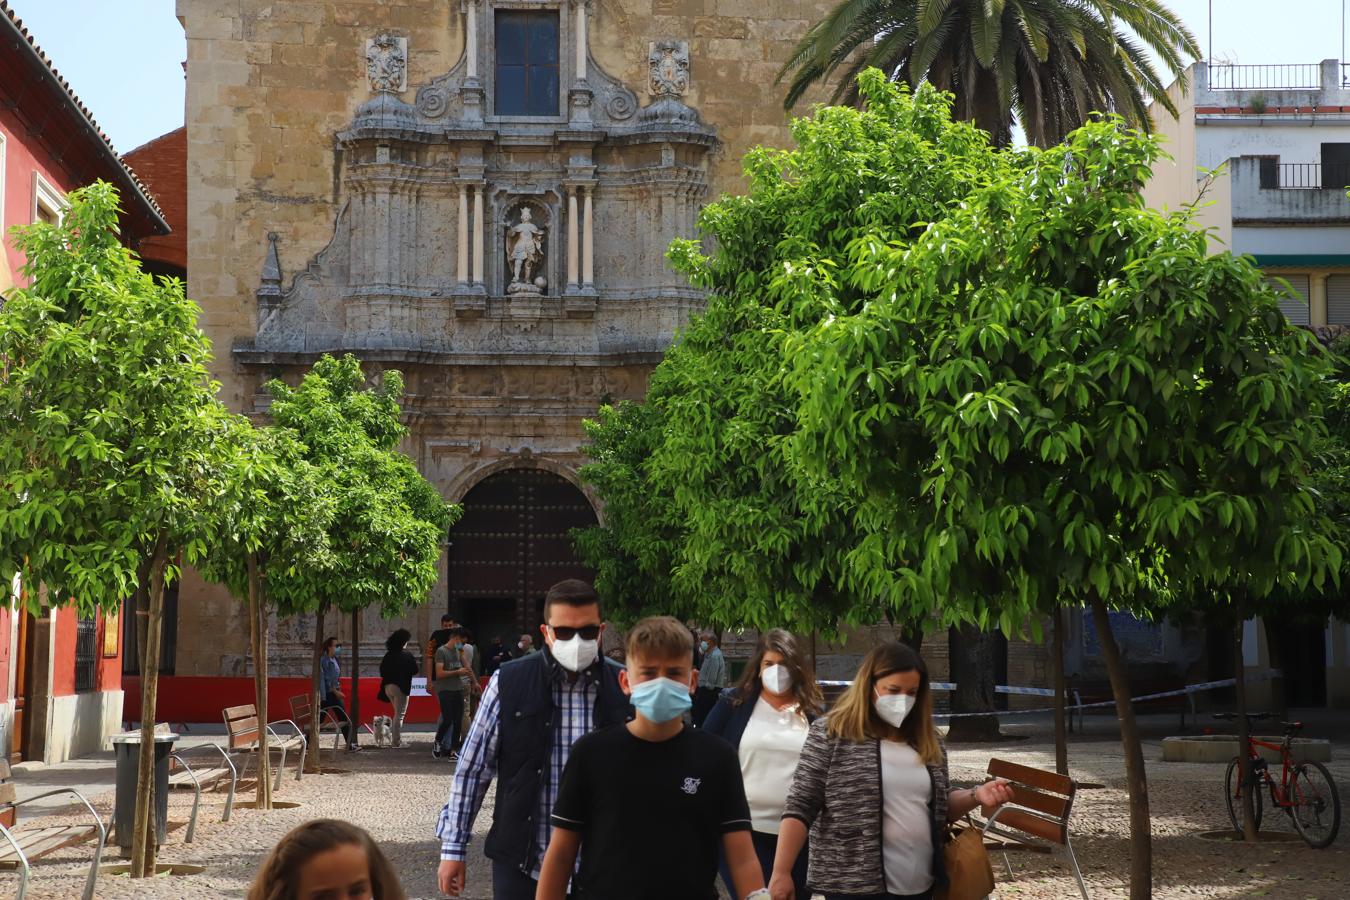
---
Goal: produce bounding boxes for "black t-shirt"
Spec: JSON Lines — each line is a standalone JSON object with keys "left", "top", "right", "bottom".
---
{"left": 550, "top": 723, "right": 752, "bottom": 900}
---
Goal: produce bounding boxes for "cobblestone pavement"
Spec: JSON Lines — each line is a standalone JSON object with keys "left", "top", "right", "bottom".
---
{"left": 7, "top": 726, "right": 1349, "bottom": 899}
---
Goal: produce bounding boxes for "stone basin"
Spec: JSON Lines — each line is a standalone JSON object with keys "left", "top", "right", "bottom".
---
{"left": 1161, "top": 734, "right": 1331, "bottom": 764}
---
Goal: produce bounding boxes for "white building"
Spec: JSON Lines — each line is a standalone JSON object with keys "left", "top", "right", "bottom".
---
{"left": 1143, "top": 59, "right": 1350, "bottom": 709}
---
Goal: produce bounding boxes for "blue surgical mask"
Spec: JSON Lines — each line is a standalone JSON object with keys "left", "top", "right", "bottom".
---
{"left": 699, "top": 641, "right": 708, "bottom": 653}
{"left": 629, "top": 677, "right": 693, "bottom": 724}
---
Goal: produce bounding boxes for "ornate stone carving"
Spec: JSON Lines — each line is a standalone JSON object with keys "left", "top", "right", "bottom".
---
{"left": 366, "top": 33, "right": 408, "bottom": 93}
{"left": 505, "top": 207, "right": 547, "bottom": 295}
{"left": 648, "top": 40, "right": 690, "bottom": 97}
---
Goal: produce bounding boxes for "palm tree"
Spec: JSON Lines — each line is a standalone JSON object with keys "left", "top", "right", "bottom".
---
{"left": 779, "top": 0, "right": 1201, "bottom": 147}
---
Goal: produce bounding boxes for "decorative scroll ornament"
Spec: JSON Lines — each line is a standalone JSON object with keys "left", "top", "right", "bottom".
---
{"left": 366, "top": 33, "right": 408, "bottom": 93}
{"left": 648, "top": 40, "right": 689, "bottom": 97}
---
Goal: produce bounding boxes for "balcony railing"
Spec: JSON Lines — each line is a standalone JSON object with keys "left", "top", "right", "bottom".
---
{"left": 1260, "top": 161, "right": 1350, "bottom": 190}
{"left": 1209, "top": 63, "right": 1322, "bottom": 91}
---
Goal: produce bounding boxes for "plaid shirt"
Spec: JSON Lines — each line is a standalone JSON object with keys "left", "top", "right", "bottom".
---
{"left": 435, "top": 657, "right": 600, "bottom": 879}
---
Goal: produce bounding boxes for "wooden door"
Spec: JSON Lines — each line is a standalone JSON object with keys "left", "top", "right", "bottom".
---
{"left": 447, "top": 468, "right": 598, "bottom": 634}
{"left": 10, "top": 609, "right": 33, "bottom": 764}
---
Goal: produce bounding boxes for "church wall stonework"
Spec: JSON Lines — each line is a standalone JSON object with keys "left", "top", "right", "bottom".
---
{"left": 175, "top": 0, "right": 840, "bottom": 678}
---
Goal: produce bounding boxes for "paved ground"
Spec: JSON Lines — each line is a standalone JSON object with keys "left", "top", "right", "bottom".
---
{"left": 5, "top": 715, "right": 1349, "bottom": 899}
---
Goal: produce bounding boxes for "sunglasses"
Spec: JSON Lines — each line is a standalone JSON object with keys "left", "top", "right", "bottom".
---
{"left": 549, "top": 625, "right": 602, "bottom": 641}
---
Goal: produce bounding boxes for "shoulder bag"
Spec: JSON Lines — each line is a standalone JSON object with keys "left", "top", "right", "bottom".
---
{"left": 934, "top": 821, "right": 995, "bottom": 900}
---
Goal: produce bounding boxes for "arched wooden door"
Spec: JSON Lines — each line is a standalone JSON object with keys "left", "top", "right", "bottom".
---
{"left": 447, "top": 468, "right": 598, "bottom": 644}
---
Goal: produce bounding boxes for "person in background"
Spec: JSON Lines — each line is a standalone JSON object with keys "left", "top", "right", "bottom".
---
{"left": 433, "top": 627, "right": 472, "bottom": 760}
{"left": 435, "top": 579, "right": 627, "bottom": 900}
{"left": 460, "top": 629, "right": 482, "bottom": 738}
{"left": 704, "top": 629, "right": 823, "bottom": 899}
{"left": 768, "top": 642, "right": 1014, "bottom": 900}
{"left": 484, "top": 636, "right": 512, "bottom": 677}
{"left": 319, "top": 637, "right": 356, "bottom": 751}
{"left": 247, "top": 818, "right": 405, "bottom": 900}
{"left": 517, "top": 633, "right": 537, "bottom": 656}
{"left": 428, "top": 613, "right": 456, "bottom": 668}
{"left": 379, "top": 628, "right": 419, "bottom": 749}
{"left": 536, "top": 615, "right": 767, "bottom": 900}
{"left": 693, "top": 631, "right": 727, "bottom": 727}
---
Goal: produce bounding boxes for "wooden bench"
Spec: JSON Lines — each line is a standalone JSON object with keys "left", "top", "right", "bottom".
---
{"left": 977, "top": 758, "right": 1089, "bottom": 900}
{"left": 167, "top": 735, "right": 237, "bottom": 843}
{"left": 289, "top": 692, "right": 345, "bottom": 762}
{"left": 0, "top": 760, "right": 106, "bottom": 900}
{"left": 222, "top": 704, "right": 307, "bottom": 793}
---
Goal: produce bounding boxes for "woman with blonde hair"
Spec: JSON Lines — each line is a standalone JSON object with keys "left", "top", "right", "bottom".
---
{"left": 768, "top": 642, "right": 1013, "bottom": 900}
{"left": 703, "top": 629, "right": 823, "bottom": 899}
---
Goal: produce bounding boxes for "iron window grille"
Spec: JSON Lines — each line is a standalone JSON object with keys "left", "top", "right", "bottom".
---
{"left": 74, "top": 615, "right": 98, "bottom": 693}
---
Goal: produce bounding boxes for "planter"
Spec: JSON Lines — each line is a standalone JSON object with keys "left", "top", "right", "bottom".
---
{"left": 1161, "top": 735, "right": 1331, "bottom": 764}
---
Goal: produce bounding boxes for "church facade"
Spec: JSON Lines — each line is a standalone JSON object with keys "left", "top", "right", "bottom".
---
{"left": 171, "top": 0, "right": 839, "bottom": 678}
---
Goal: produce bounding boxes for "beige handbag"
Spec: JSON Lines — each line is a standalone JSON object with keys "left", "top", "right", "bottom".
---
{"left": 934, "top": 822, "right": 996, "bottom": 900}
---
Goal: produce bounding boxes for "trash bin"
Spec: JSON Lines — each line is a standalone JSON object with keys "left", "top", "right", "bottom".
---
{"left": 110, "top": 729, "right": 178, "bottom": 855}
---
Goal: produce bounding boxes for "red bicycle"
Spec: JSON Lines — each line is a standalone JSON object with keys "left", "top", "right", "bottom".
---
{"left": 1214, "top": 712, "right": 1341, "bottom": 848}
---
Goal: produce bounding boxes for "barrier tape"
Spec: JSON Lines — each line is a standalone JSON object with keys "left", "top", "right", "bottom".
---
{"left": 815, "top": 672, "right": 1281, "bottom": 719}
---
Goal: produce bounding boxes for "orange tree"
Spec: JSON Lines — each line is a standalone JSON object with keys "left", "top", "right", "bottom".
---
{"left": 779, "top": 73, "right": 1339, "bottom": 897}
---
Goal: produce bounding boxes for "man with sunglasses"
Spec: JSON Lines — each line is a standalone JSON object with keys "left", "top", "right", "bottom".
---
{"left": 435, "top": 579, "right": 629, "bottom": 899}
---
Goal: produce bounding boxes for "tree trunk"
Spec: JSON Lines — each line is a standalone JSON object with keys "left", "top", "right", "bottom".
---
{"left": 247, "top": 554, "right": 272, "bottom": 810}
{"left": 946, "top": 624, "right": 1001, "bottom": 741}
{"left": 1234, "top": 611, "right": 1258, "bottom": 841}
{"left": 901, "top": 620, "right": 925, "bottom": 655}
{"left": 349, "top": 608, "right": 361, "bottom": 746}
{"left": 306, "top": 605, "right": 326, "bottom": 774}
{"left": 1053, "top": 606, "right": 1069, "bottom": 776}
{"left": 130, "top": 537, "right": 168, "bottom": 878}
{"left": 1090, "top": 595, "right": 1151, "bottom": 899}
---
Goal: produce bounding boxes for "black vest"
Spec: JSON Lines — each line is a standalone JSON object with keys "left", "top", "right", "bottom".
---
{"left": 483, "top": 649, "right": 629, "bottom": 872}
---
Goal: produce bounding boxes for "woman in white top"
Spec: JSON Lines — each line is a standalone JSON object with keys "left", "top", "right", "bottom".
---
{"left": 770, "top": 641, "right": 1014, "bottom": 900}
{"left": 703, "top": 629, "right": 823, "bottom": 899}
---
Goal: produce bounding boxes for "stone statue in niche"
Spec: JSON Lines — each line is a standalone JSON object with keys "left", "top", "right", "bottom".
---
{"left": 649, "top": 40, "right": 690, "bottom": 96}
{"left": 505, "top": 207, "right": 547, "bottom": 294}
{"left": 366, "top": 33, "right": 408, "bottom": 93}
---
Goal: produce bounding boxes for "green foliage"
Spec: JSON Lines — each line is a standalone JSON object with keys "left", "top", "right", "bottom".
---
{"left": 581, "top": 70, "right": 1340, "bottom": 641}
{"left": 0, "top": 182, "right": 229, "bottom": 612}
{"left": 265, "top": 354, "right": 458, "bottom": 617}
{"left": 779, "top": 0, "right": 1200, "bottom": 147}
{"left": 196, "top": 417, "right": 336, "bottom": 609}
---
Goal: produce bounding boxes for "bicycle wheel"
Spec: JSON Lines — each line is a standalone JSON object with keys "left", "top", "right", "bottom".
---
{"left": 1225, "top": 756, "right": 1264, "bottom": 834}
{"left": 1290, "top": 761, "right": 1341, "bottom": 849}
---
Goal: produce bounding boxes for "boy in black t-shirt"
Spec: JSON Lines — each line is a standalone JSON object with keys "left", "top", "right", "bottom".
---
{"left": 538, "top": 616, "right": 767, "bottom": 900}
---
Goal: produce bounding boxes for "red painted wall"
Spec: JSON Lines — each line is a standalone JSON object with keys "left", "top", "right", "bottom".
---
{"left": 97, "top": 611, "right": 121, "bottom": 693}
{"left": 122, "top": 676, "right": 450, "bottom": 727}
{"left": 51, "top": 608, "right": 77, "bottom": 697}
{"left": 0, "top": 108, "right": 79, "bottom": 287}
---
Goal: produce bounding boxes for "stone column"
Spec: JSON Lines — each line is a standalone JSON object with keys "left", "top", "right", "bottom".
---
{"left": 582, "top": 185, "right": 594, "bottom": 287}
{"left": 466, "top": 2, "right": 479, "bottom": 79}
{"left": 575, "top": 1, "right": 588, "bottom": 80}
{"left": 472, "top": 185, "right": 485, "bottom": 286}
{"left": 567, "top": 187, "right": 579, "bottom": 288}
{"left": 456, "top": 184, "right": 469, "bottom": 285}
{"left": 1311, "top": 271, "right": 1329, "bottom": 326}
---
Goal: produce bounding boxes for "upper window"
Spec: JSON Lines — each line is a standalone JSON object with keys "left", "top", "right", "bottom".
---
{"left": 32, "top": 172, "right": 66, "bottom": 225}
{"left": 495, "top": 11, "right": 560, "bottom": 117}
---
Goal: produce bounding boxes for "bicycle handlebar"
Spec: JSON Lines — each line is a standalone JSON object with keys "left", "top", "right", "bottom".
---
{"left": 1212, "top": 712, "right": 1275, "bottom": 721}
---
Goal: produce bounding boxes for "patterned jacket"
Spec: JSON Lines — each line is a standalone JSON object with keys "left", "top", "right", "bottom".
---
{"left": 782, "top": 718, "right": 950, "bottom": 895}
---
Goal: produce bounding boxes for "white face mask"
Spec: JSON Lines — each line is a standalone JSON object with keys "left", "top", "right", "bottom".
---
{"left": 761, "top": 664, "right": 793, "bottom": 695}
{"left": 874, "top": 691, "right": 914, "bottom": 729}
{"left": 551, "top": 634, "right": 599, "bottom": 673}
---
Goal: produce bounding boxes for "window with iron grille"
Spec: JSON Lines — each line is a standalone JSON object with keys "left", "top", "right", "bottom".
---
{"left": 75, "top": 615, "right": 98, "bottom": 693}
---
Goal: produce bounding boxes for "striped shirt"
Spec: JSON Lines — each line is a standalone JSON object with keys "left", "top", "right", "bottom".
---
{"left": 434, "top": 662, "right": 599, "bottom": 878}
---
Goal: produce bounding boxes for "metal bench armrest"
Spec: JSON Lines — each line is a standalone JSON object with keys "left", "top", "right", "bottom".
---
{"left": 12, "top": 788, "right": 107, "bottom": 840}
{"left": 265, "top": 720, "right": 307, "bottom": 748}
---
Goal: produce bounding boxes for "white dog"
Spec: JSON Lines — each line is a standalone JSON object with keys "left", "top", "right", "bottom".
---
{"left": 372, "top": 715, "right": 393, "bottom": 747}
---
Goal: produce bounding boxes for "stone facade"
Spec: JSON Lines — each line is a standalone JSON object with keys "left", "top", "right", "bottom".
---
{"left": 174, "top": 0, "right": 841, "bottom": 677}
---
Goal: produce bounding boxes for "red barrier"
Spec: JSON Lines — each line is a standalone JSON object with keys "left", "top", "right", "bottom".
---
{"left": 123, "top": 675, "right": 446, "bottom": 726}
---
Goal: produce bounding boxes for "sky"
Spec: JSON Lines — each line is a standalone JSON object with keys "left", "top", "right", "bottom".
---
{"left": 3, "top": 0, "right": 1349, "bottom": 155}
